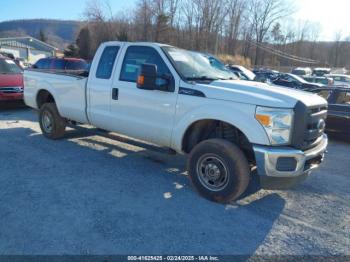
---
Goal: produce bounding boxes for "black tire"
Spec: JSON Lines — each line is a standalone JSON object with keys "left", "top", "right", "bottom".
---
{"left": 39, "top": 103, "right": 66, "bottom": 139}
{"left": 187, "top": 139, "right": 250, "bottom": 203}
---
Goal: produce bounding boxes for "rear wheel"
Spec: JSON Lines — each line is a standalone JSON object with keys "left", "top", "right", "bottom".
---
{"left": 39, "top": 103, "right": 66, "bottom": 139}
{"left": 187, "top": 139, "right": 250, "bottom": 203}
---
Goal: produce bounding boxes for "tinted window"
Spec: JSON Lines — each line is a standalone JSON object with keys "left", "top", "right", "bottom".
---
{"left": 36, "top": 58, "right": 51, "bottom": 69}
{"left": 292, "top": 69, "right": 305, "bottom": 75}
{"left": 120, "top": 46, "right": 170, "bottom": 82}
{"left": 96, "top": 46, "right": 120, "bottom": 79}
{"left": 34, "top": 58, "right": 45, "bottom": 69}
{"left": 52, "top": 59, "right": 66, "bottom": 70}
{"left": 335, "top": 91, "right": 350, "bottom": 104}
{"left": 66, "top": 60, "right": 87, "bottom": 70}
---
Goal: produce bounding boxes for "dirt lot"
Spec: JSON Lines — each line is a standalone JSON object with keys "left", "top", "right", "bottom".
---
{"left": 0, "top": 106, "right": 349, "bottom": 257}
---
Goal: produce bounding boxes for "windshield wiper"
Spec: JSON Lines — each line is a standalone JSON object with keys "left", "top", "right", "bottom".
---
{"left": 217, "top": 77, "right": 236, "bottom": 80}
{"left": 186, "top": 76, "right": 219, "bottom": 81}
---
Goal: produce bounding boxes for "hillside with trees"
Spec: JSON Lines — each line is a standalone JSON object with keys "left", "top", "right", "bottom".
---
{"left": 66, "top": 0, "right": 350, "bottom": 69}
{"left": 0, "top": 19, "right": 82, "bottom": 48}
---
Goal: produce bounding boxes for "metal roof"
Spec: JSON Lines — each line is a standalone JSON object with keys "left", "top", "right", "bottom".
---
{"left": 0, "top": 37, "right": 58, "bottom": 52}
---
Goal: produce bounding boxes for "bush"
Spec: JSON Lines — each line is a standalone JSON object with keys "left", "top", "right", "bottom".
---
{"left": 217, "top": 54, "right": 251, "bottom": 68}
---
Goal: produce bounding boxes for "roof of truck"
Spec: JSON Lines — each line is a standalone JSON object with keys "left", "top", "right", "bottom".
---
{"left": 102, "top": 41, "right": 173, "bottom": 48}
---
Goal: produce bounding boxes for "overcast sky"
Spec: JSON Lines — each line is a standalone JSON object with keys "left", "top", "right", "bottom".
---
{"left": 0, "top": 0, "right": 348, "bottom": 41}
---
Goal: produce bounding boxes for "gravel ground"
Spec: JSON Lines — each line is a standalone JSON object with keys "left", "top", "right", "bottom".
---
{"left": 0, "top": 106, "right": 349, "bottom": 257}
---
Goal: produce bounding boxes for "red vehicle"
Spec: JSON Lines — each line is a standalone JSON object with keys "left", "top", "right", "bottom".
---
{"left": 0, "top": 57, "right": 24, "bottom": 102}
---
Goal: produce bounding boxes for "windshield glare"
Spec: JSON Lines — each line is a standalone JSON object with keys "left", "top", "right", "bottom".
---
{"left": 163, "top": 47, "right": 237, "bottom": 81}
{"left": 0, "top": 59, "right": 23, "bottom": 74}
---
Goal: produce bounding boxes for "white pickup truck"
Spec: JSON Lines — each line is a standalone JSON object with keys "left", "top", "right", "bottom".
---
{"left": 24, "top": 42, "right": 328, "bottom": 203}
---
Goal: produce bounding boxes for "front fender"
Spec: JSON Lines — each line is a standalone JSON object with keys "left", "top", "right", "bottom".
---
{"left": 171, "top": 101, "right": 270, "bottom": 153}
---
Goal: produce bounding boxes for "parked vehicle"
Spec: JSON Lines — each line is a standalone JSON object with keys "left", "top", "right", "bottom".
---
{"left": 32, "top": 57, "right": 88, "bottom": 74}
{"left": 273, "top": 73, "right": 324, "bottom": 90}
{"left": 326, "top": 74, "right": 350, "bottom": 88}
{"left": 227, "top": 65, "right": 256, "bottom": 81}
{"left": 0, "top": 56, "right": 24, "bottom": 102}
{"left": 24, "top": 42, "right": 328, "bottom": 203}
{"left": 308, "top": 87, "right": 350, "bottom": 136}
{"left": 291, "top": 67, "right": 312, "bottom": 76}
{"left": 303, "top": 75, "right": 334, "bottom": 86}
{"left": 253, "top": 69, "right": 279, "bottom": 83}
{"left": 198, "top": 53, "right": 236, "bottom": 76}
{"left": 312, "top": 68, "right": 331, "bottom": 76}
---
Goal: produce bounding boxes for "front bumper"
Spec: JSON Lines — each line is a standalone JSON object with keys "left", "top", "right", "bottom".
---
{"left": 253, "top": 134, "right": 328, "bottom": 178}
{"left": 0, "top": 92, "right": 23, "bottom": 101}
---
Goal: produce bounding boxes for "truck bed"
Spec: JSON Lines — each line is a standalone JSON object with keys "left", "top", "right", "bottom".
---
{"left": 24, "top": 70, "right": 89, "bottom": 124}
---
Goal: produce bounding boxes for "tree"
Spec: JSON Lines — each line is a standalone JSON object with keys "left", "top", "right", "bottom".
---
{"left": 39, "top": 29, "right": 47, "bottom": 43}
{"left": 64, "top": 43, "right": 79, "bottom": 57}
{"left": 249, "top": 0, "right": 293, "bottom": 65}
{"left": 332, "top": 31, "right": 343, "bottom": 67}
{"left": 76, "top": 27, "right": 92, "bottom": 59}
{"left": 83, "top": 0, "right": 117, "bottom": 53}
{"left": 225, "top": 0, "right": 246, "bottom": 55}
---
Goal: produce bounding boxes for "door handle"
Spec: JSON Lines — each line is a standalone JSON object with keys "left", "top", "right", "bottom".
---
{"left": 112, "top": 88, "right": 119, "bottom": 100}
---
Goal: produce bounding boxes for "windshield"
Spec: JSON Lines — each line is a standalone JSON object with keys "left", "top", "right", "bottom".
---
{"left": 162, "top": 47, "right": 237, "bottom": 81}
{"left": 206, "top": 56, "right": 228, "bottom": 71}
{"left": 0, "top": 59, "right": 23, "bottom": 74}
{"left": 288, "top": 74, "right": 307, "bottom": 83}
{"left": 292, "top": 69, "right": 307, "bottom": 76}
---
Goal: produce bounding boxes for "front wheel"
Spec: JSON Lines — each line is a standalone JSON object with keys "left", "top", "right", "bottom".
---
{"left": 39, "top": 103, "right": 66, "bottom": 139}
{"left": 187, "top": 139, "right": 250, "bottom": 203}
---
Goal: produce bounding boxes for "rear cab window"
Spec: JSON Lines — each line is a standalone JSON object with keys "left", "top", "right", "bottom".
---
{"left": 96, "top": 46, "right": 120, "bottom": 79}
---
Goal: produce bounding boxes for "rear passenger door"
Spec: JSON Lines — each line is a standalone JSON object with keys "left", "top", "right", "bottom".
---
{"left": 110, "top": 45, "right": 179, "bottom": 147}
{"left": 87, "top": 44, "right": 121, "bottom": 129}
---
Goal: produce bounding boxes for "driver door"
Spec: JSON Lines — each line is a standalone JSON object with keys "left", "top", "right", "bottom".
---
{"left": 110, "top": 45, "right": 179, "bottom": 147}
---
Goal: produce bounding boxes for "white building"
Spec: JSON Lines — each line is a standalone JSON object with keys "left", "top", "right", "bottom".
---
{"left": 0, "top": 37, "right": 60, "bottom": 64}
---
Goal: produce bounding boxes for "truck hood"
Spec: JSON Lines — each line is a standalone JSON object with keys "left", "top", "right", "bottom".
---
{"left": 195, "top": 80, "right": 327, "bottom": 108}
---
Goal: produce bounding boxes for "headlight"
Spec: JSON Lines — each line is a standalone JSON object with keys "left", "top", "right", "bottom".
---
{"left": 255, "top": 106, "right": 294, "bottom": 145}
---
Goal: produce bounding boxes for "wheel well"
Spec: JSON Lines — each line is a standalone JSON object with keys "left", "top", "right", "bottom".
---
{"left": 182, "top": 120, "right": 255, "bottom": 163}
{"left": 36, "top": 90, "right": 55, "bottom": 109}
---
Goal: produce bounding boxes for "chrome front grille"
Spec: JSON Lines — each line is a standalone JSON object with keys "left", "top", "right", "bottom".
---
{"left": 292, "top": 102, "right": 328, "bottom": 150}
{"left": 0, "top": 87, "right": 23, "bottom": 93}
{"left": 302, "top": 106, "right": 327, "bottom": 150}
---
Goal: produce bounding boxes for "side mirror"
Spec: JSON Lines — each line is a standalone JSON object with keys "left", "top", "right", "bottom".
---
{"left": 137, "top": 64, "right": 157, "bottom": 90}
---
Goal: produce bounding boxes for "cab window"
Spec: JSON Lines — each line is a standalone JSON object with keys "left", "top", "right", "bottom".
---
{"left": 96, "top": 46, "right": 120, "bottom": 79}
{"left": 120, "top": 46, "right": 171, "bottom": 83}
